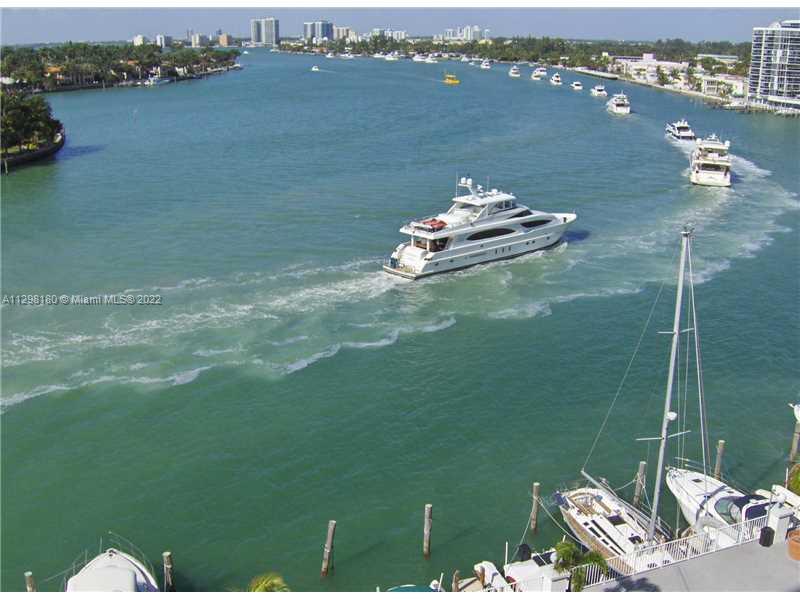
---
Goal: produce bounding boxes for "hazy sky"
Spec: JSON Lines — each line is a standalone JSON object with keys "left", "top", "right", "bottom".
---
{"left": 1, "top": 8, "right": 797, "bottom": 46}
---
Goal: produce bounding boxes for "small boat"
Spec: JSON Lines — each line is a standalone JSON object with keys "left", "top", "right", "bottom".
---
{"left": 590, "top": 84, "right": 607, "bottom": 97}
{"left": 480, "top": 59, "right": 491, "bottom": 70}
{"left": 460, "top": 55, "right": 469, "bottom": 62}
{"left": 689, "top": 134, "right": 732, "bottom": 187}
{"left": 143, "top": 76, "right": 171, "bottom": 87}
{"left": 242, "top": 50, "right": 250, "bottom": 55}
{"left": 372, "top": 52, "right": 386, "bottom": 59}
{"left": 65, "top": 536, "right": 160, "bottom": 592}
{"left": 311, "top": 65, "right": 320, "bottom": 72}
{"left": 385, "top": 52, "right": 400, "bottom": 62}
{"left": 508, "top": 65, "right": 521, "bottom": 78}
{"left": 549, "top": 73, "right": 562, "bottom": 85}
{"left": 443, "top": 72, "right": 460, "bottom": 85}
{"left": 531, "top": 67, "right": 547, "bottom": 80}
{"left": 424, "top": 55, "right": 438, "bottom": 64}
{"left": 571, "top": 81, "right": 583, "bottom": 90}
{"left": 665, "top": 118, "right": 696, "bottom": 141}
{"left": 325, "top": 52, "right": 335, "bottom": 59}
{"left": 606, "top": 92, "right": 631, "bottom": 115}
{"left": 340, "top": 52, "right": 355, "bottom": 60}
{"left": 412, "top": 54, "right": 427, "bottom": 62}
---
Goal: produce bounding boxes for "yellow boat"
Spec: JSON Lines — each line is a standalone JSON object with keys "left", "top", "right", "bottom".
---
{"left": 443, "top": 72, "right": 460, "bottom": 85}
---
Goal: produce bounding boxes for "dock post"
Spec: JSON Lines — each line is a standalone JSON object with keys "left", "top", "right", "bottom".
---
{"left": 632, "top": 461, "right": 647, "bottom": 508}
{"left": 321, "top": 520, "right": 337, "bottom": 577}
{"left": 451, "top": 570, "right": 460, "bottom": 592}
{"left": 714, "top": 439, "right": 726, "bottom": 479}
{"left": 530, "top": 482, "right": 540, "bottom": 532}
{"left": 162, "top": 551, "right": 175, "bottom": 592}
{"left": 24, "top": 571, "right": 36, "bottom": 592}
{"left": 423, "top": 504, "right": 433, "bottom": 558}
{"left": 790, "top": 421, "right": 800, "bottom": 463}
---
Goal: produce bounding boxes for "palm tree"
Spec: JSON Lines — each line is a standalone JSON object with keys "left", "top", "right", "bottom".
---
{"left": 553, "top": 540, "right": 608, "bottom": 593}
{"left": 247, "top": 572, "right": 290, "bottom": 592}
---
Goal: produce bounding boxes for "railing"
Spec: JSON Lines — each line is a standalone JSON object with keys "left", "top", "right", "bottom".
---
{"left": 576, "top": 514, "right": 769, "bottom": 589}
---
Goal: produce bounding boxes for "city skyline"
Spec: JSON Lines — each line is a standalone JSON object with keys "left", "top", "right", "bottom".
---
{"left": 2, "top": 8, "right": 798, "bottom": 46}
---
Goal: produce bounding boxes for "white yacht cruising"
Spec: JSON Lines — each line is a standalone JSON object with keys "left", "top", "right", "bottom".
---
{"left": 384, "top": 177, "right": 576, "bottom": 279}
{"left": 689, "top": 134, "right": 731, "bottom": 187}
{"left": 531, "top": 67, "right": 547, "bottom": 80}
{"left": 590, "top": 84, "right": 608, "bottom": 97}
{"left": 424, "top": 55, "right": 438, "bottom": 64}
{"left": 508, "top": 64, "right": 521, "bottom": 78}
{"left": 412, "top": 54, "right": 427, "bottom": 62}
{"left": 665, "top": 119, "right": 696, "bottom": 141}
{"left": 385, "top": 52, "right": 401, "bottom": 61}
{"left": 325, "top": 52, "right": 336, "bottom": 59}
{"left": 549, "top": 73, "right": 562, "bottom": 85}
{"left": 480, "top": 59, "right": 491, "bottom": 70}
{"left": 310, "top": 65, "right": 320, "bottom": 72}
{"left": 571, "top": 81, "right": 583, "bottom": 90}
{"left": 606, "top": 92, "right": 631, "bottom": 115}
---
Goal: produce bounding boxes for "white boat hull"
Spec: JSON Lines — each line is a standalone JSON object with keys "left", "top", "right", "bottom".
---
{"left": 607, "top": 104, "right": 630, "bottom": 115}
{"left": 690, "top": 170, "right": 731, "bottom": 187}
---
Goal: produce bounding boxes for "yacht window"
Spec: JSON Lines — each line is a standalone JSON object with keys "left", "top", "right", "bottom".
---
{"left": 513, "top": 210, "right": 532, "bottom": 218}
{"left": 743, "top": 504, "right": 769, "bottom": 521}
{"left": 467, "top": 228, "right": 514, "bottom": 241}
{"left": 521, "top": 219, "right": 552, "bottom": 229}
{"left": 713, "top": 497, "right": 741, "bottom": 525}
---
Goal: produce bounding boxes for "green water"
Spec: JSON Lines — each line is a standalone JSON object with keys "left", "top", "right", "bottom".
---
{"left": 2, "top": 51, "right": 798, "bottom": 591}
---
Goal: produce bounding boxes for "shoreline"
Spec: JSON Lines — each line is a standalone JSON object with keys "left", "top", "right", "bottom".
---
{"left": 1, "top": 128, "right": 65, "bottom": 173}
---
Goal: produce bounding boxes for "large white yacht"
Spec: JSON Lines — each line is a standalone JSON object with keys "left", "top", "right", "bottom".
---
{"left": 508, "top": 64, "right": 521, "bottom": 78}
{"left": 571, "top": 81, "right": 583, "bottom": 90}
{"left": 480, "top": 59, "right": 491, "bottom": 70}
{"left": 549, "top": 73, "right": 562, "bottom": 85}
{"left": 665, "top": 119, "right": 696, "bottom": 141}
{"left": 65, "top": 538, "right": 160, "bottom": 593}
{"left": 384, "top": 178, "right": 576, "bottom": 279}
{"left": 590, "top": 84, "right": 608, "bottom": 97}
{"left": 531, "top": 67, "right": 547, "bottom": 80}
{"left": 689, "top": 134, "right": 731, "bottom": 187}
{"left": 606, "top": 92, "right": 631, "bottom": 115}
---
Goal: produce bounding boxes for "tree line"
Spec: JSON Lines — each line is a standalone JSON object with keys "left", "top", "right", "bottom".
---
{"left": 0, "top": 90, "right": 62, "bottom": 155}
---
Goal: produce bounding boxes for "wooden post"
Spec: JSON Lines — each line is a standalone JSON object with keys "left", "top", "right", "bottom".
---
{"left": 530, "top": 482, "right": 540, "bottom": 532}
{"left": 790, "top": 421, "right": 800, "bottom": 463}
{"left": 632, "top": 461, "right": 647, "bottom": 508}
{"left": 423, "top": 504, "right": 433, "bottom": 558}
{"left": 321, "top": 520, "right": 337, "bottom": 577}
{"left": 451, "top": 570, "right": 460, "bottom": 592}
{"left": 162, "top": 551, "right": 175, "bottom": 592}
{"left": 714, "top": 439, "right": 725, "bottom": 479}
{"left": 24, "top": 571, "right": 36, "bottom": 592}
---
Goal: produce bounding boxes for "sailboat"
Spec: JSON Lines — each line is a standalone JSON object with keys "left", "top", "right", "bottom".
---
{"left": 557, "top": 230, "right": 706, "bottom": 562}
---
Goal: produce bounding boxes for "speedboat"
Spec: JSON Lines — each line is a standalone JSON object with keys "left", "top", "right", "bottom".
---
{"left": 384, "top": 177, "right": 576, "bottom": 279}
{"left": 325, "top": 52, "right": 335, "bottom": 59}
{"left": 606, "top": 92, "right": 631, "bottom": 115}
{"left": 311, "top": 65, "right": 320, "bottom": 72}
{"left": 665, "top": 118, "right": 696, "bottom": 141}
{"left": 531, "top": 67, "right": 547, "bottom": 80}
{"left": 385, "top": 52, "right": 400, "bottom": 61}
{"left": 412, "top": 54, "right": 426, "bottom": 62}
{"left": 689, "top": 134, "right": 731, "bottom": 186}
{"left": 549, "top": 73, "right": 562, "bottom": 85}
{"left": 571, "top": 81, "right": 583, "bottom": 90}
{"left": 508, "top": 65, "right": 521, "bottom": 78}
{"left": 340, "top": 52, "right": 355, "bottom": 60}
{"left": 460, "top": 55, "right": 470, "bottom": 62}
{"left": 372, "top": 52, "right": 386, "bottom": 59}
{"left": 242, "top": 50, "right": 250, "bottom": 55}
{"left": 424, "top": 55, "right": 438, "bottom": 64}
{"left": 443, "top": 72, "right": 460, "bottom": 85}
{"left": 480, "top": 59, "right": 491, "bottom": 70}
{"left": 590, "top": 84, "right": 607, "bottom": 97}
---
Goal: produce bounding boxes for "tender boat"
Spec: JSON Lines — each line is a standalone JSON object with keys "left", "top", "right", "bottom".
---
{"left": 689, "top": 134, "right": 731, "bottom": 187}
{"left": 549, "top": 73, "right": 562, "bottom": 85}
{"left": 508, "top": 64, "right": 521, "bottom": 78}
{"left": 665, "top": 119, "right": 696, "bottom": 141}
{"left": 590, "top": 84, "right": 608, "bottom": 97}
{"left": 531, "top": 67, "right": 547, "bottom": 80}
{"left": 385, "top": 52, "right": 401, "bottom": 61}
{"left": 606, "top": 92, "right": 631, "bottom": 115}
{"left": 384, "top": 177, "right": 576, "bottom": 279}
{"left": 311, "top": 65, "right": 320, "bottom": 72}
{"left": 571, "top": 81, "right": 583, "bottom": 90}
{"left": 480, "top": 59, "right": 491, "bottom": 70}
{"left": 443, "top": 72, "right": 460, "bottom": 85}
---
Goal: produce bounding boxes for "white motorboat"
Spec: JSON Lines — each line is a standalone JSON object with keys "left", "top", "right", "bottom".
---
{"left": 480, "top": 59, "right": 491, "bottom": 70}
{"left": 325, "top": 52, "right": 335, "bottom": 59}
{"left": 549, "top": 73, "right": 562, "bottom": 85}
{"left": 571, "top": 81, "right": 583, "bottom": 90}
{"left": 424, "top": 55, "right": 438, "bottom": 64}
{"left": 372, "top": 52, "right": 386, "bottom": 59}
{"left": 311, "top": 65, "right": 320, "bottom": 72}
{"left": 590, "top": 84, "right": 608, "bottom": 97}
{"left": 689, "top": 134, "right": 731, "bottom": 187}
{"left": 531, "top": 67, "right": 547, "bottom": 80}
{"left": 384, "top": 177, "right": 576, "bottom": 279}
{"left": 340, "top": 52, "right": 355, "bottom": 60}
{"left": 508, "top": 64, "right": 521, "bottom": 78}
{"left": 242, "top": 50, "right": 250, "bottom": 55}
{"left": 606, "top": 92, "right": 631, "bottom": 115}
{"left": 143, "top": 76, "right": 171, "bottom": 87}
{"left": 665, "top": 119, "right": 696, "bottom": 141}
{"left": 385, "top": 52, "right": 400, "bottom": 61}
{"left": 412, "top": 54, "right": 427, "bottom": 62}
{"left": 460, "top": 55, "right": 470, "bottom": 62}
{"left": 66, "top": 546, "right": 159, "bottom": 592}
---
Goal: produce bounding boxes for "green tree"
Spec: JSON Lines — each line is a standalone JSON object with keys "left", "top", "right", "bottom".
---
{"left": 553, "top": 540, "right": 608, "bottom": 593}
{"left": 247, "top": 572, "right": 290, "bottom": 592}
{"left": 656, "top": 66, "right": 670, "bottom": 86}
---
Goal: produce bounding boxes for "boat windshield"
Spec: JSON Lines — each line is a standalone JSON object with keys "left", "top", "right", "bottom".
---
{"left": 448, "top": 202, "right": 482, "bottom": 216}
{"left": 713, "top": 496, "right": 742, "bottom": 525}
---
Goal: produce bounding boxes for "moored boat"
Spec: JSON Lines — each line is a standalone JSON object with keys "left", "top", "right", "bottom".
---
{"left": 480, "top": 59, "right": 491, "bottom": 70}
{"left": 590, "top": 84, "right": 608, "bottom": 97}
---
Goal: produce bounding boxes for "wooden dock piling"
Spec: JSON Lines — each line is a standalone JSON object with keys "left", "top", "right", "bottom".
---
{"left": 24, "top": 571, "right": 36, "bottom": 592}
{"left": 321, "top": 520, "right": 337, "bottom": 577}
{"left": 714, "top": 439, "right": 726, "bottom": 479}
{"left": 632, "top": 461, "right": 647, "bottom": 508}
{"left": 790, "top": 421, "right": 800, "bottom": 463}
{"left": 451, "top": 570, "right": 460, "bottom": 592}
{"left": 162, "top": 551, "right": 175, "bottom": 592}
{"left": 530, "top": 482, "right": 540, "bottom": 532}
{"left": 423, "top": 504, "right": 433, "bottom": 558}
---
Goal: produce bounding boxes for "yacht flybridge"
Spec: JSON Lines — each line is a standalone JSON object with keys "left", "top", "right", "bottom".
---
{"left": 665, "top": 119, "right": 696, "bottom": 141}
{"left": 607, "top": 92, "right": 631, "bottom": 115}
{"left": 690, "top": 134, "right": 732, "bottom": 187}
{"left": 384, "top": 177, "right": 576, "bottom": 279}
{"left": 550, "top": 73, "right": 562, "bottom": 85}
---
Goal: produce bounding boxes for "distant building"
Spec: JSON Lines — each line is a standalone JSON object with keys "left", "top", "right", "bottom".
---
{"left": 249, "top": 17, "right": 279, "bottom": 47}
{"left": 303, "top": 22, "right": 315, "bottom": 41}
{"left": 313, "top": 20, "right": 333, "bottom": 42}
{"left": 700, "top": 74, "right": 746, "bottom": 97}
{"left": 696, "top": 53, "right": 740, "bottom": 65}
{"left": 250, "top": 19, "right": 262, "bottom": 44}
{"left": 333, "top": 26, "right": 350, "bottom": 41}
{"left": 155, "top": 34, "right": 172, "bottom": 49}
{"left": 132, "top": 34, "right": 147, "bottom": 46}
{"left": 748, "top": 19, "right": 800, "bottom": 112}
{"left": 218, "top": 33, "right": 234, "bottom": 47}
{"left": 191, "top": 33, "right": 208, "bottom": 48}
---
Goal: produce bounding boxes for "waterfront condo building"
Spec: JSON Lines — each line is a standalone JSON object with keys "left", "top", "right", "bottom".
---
{"left": 155, "top": 34, "right": 172, "bottom": 49}
{"left": 250, "top": 17, "right": 279, "bottom": 47}
{"left": 748, "top": 19, "right": 800, "bottom": 112}
{"left": 191, "top": 33, "right": 209, "bottom": 48}
{"left": 218, "top": 33, "right": 233, "bottom": 47}
{"left": 307, "top": 20, "right": 333, "bottom": 42}
{"left": 132, "top": 34, "right": 147, "bottom": 46}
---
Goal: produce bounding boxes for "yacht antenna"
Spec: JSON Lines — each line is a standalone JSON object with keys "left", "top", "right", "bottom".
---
{"left": 647, "top": 229, "right": 690, "bottom": 542}
{"left": 687, "top": 236, "right": 710, "bottom": 478}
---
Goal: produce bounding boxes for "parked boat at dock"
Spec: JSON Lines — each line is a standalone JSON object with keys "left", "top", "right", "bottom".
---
{"left": 64, "top": 535, "right": 160, "bottom": 592}
{"left": 531, "top": 67, "right": 547, "bottom": 80}
{"left": 689, "top": 134, "right": 732, "bottom": 187}
{"left": 383, "top": 177, "right": 576, "bottom": 280}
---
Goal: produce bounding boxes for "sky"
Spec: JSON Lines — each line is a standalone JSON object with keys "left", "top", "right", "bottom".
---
{"left": 1, "top": 8, "right": 798, "bottom": 46}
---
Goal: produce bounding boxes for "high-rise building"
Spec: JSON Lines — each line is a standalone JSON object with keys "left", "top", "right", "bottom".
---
{"left": 218, "top": 33, "right": 233, "bottom": 47}
{"left": 303, "top": 22, "right": 315, "bottom": 41}
{"left": 132, "top": 34, "right": 147, "bottom": 46}
{"left": 249, "top": 17, "right": 280, "bottom": 47}
{"left": 191, "top": 33, "right": 208, "bottom": 48}
{"left": 312, "top": 20, "right": 333, "bottom": 42}
{"left": 333, "top": 26, "right": 350, "bottom": 41}
{"left": 250, "top": 19, "right": 262, "bottom": 44}
{"left": 748, "top": 19, "right": 800, "bottom": 111}
{"left": 155, "top": 34, "right": 172, "bottom": 48}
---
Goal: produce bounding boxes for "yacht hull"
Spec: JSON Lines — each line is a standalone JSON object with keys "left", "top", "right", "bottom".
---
{"left": 689, "top": 171, "right": 731, "bottom": 187}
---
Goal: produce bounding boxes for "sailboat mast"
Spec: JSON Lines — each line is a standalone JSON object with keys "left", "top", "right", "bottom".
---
{"left": 647, "top": 229, "right": 690, "bottom": 542}
{"left": 687, "top": 238, "right": 710, "bottom": 476}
